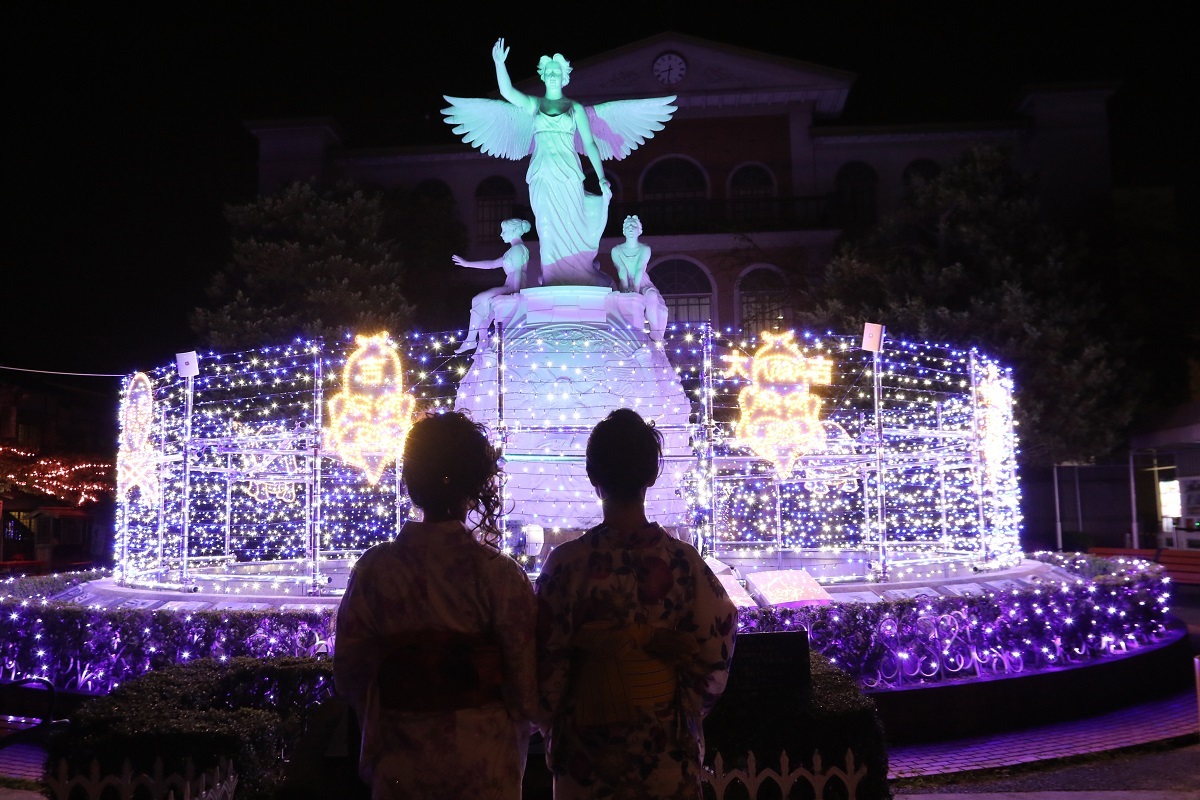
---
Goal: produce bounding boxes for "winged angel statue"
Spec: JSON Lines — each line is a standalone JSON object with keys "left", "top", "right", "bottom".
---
{"left": 444, "top": 38, "right": 677, "bottom": 286}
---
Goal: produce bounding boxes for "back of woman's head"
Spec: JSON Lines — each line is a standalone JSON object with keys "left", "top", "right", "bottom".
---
{"left": 402, "top": 411, "right": 502, "bottom": 544}
{"left": 586, "top": 408, "right": 662, "bottom": 503}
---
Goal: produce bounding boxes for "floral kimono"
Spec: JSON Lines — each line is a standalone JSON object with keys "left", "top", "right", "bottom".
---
{"left": 535, "top": 522, "right": 737, "bottom": 799}
{"left": 334, "top": 520, "right": 538, "bottom": 799}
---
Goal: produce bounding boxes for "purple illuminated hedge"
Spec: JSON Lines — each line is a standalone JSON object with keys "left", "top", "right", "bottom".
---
{"left": 0, "top": 553, "right": 1175, "bottom": 695}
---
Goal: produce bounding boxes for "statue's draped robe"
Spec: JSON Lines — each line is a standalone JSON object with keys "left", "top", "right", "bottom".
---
{"left": 528, "top": 111, "right": 611, "bottom": 287}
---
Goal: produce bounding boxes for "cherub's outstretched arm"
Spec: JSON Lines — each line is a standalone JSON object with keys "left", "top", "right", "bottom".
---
{"left": 452, "top": 254, "right": 507, "bottom": 270}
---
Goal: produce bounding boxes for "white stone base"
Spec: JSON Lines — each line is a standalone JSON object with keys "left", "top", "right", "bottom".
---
{"left": 455, "top": 286, "right": 693, "bottom": 535}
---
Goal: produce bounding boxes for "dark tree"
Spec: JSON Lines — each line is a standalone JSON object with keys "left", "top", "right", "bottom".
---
{"left": 798, "top": 146, "right": 1137, "bottom": 466}
{"left": 378, "top": 183, "right": 469, "bottom": 331}
{"left": 191, "top": 181, "right": 416, "bottom": 349}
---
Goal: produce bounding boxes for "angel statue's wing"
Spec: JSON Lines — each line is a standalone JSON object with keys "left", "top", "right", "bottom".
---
{"left": 441, "top": 96, "right": 535, "bottom": 160}
{"left": 581, "top": 96, "right": 678, "bottom": 161}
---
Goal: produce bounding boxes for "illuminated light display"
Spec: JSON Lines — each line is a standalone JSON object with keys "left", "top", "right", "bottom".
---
{"left": 235, "top": 422, "right": 300, "bottom": 504}
{"left": 744, "top": 569, "right": 834, "bottom": 608}
{"left": 112, "top": 320, "right": 1021, "bottom": 592}
{"left": 117, "top": 372, "right": 160, "bottom": 507}
{"left": 0, "top": 553, "right": 1176, "bottom": 695}
{"left": 323, "top": 333, "right": 416, "bottom": 485}
{"left": 0, "top": 447, "right": 112, "bottom": 506}
{"left": 704, "top": 330, "right": 1022, "bottom": 579}
{"left": 454, "top": 287, "right": 692, "bottom": 536}
{"left": 715, "top": 573, "right": 759, "bottom": 609}
{"left": 728, "top": 331, "right": 832, "bottom": 477}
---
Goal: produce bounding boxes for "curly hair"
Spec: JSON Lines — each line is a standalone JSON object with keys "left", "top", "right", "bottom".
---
{"left": 586, "top": 408, "right": 663, "bottom": 503}
{"left": 536, "top": 53, "right": 572, "bottom": 86}
{"left": 402, "top": 411, "right": 504, "bottom": 548}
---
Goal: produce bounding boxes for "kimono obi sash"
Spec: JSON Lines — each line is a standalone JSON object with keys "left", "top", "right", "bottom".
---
{"left": 570, "top": 621, "right": 678, "bottom": 726}
{"left": 375, "top": 630, "right": 503, "bottom": 713}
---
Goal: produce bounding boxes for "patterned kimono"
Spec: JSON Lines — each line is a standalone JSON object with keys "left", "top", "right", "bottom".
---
{"left": 334, "top": 520, "right": 538, "bottom": 799}
{"left": 535, "top": 523, "right": 737, "bottom": 799}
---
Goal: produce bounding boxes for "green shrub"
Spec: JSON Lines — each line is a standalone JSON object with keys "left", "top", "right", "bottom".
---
{"left": 48, "top": 656, "right": 335, "bottom": 800}
{"left": 705, "top": 650, "right": 892, "bottom": 800}
{"left": 0, "top": 569, "right": 110, "bottom": 602}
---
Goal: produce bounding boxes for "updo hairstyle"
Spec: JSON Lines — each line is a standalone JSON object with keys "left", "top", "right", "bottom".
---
{"left": 502, "top": 218, "right": 532, "bottom": 237}
{"left": 402, "top": 411, "right": 503, "bottom": 547}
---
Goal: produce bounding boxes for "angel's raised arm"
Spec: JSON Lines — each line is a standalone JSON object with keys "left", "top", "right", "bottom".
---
{"left": 493, "top": 38, "right": 536, "bottom": 113}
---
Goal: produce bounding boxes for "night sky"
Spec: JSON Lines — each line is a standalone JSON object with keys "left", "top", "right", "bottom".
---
{"left": 5, "top": 4, "right": 1192, "bottom": 380}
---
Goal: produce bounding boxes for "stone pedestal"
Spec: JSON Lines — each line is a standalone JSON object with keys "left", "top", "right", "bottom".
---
{"left": 455, "top": 286, "right": 693, "bottom": 539}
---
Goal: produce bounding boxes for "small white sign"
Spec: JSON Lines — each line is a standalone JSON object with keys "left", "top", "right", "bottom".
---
{"left": 176, "top": 351, "right": 200, "bottom": 378}
{"left": 862, "top": 323, "right": 884, "bottom": 352}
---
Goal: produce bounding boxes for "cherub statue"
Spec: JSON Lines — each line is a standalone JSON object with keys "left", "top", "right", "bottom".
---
{"left": 452, "top": 218, "right": 532, "bottom": 353}
{"left": 443, "top": 38, "right": 676, "bottom": 287}
{"left": 611, "top": 215, "right": 668, "bottom": 341}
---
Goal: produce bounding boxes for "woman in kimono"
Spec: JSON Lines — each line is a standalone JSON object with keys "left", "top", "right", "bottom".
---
{"left": 535, "top": 409, "right": 737, "bottom": 799}
{"left": 334, "top": 411, "right": 538, "bottom": 799}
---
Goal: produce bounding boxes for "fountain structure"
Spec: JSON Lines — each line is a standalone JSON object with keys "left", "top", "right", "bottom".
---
{"left": 8, "top": 38, "right": 1180, "bottom": 713}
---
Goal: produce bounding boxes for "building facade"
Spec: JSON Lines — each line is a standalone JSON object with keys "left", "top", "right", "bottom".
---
{"left": 247, "top": 32, "right": 1113, "bottom": 335}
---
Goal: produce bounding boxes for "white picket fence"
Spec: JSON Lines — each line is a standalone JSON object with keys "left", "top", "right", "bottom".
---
{"left": 704, "top": 749, "right": 868, "bottom": 800}
{"left": 40, "top": 747, "right": 864, "bottom": 799}
{"left": 44, "top": 756, "right": 236, "bottom": 800}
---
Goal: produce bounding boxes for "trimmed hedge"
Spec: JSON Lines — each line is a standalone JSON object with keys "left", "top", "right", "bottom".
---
{"left": 705, "top": 650, "right": 891, "bottom": 800}
{"left": 47, "top": 656, "right": 335, "bottom": 800}
{"left": 0, "top": 568, "right": 110, "bottom": 602}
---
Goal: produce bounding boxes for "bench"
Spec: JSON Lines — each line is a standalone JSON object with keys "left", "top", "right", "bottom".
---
{"left": 0, "top": 678, "right": 69, "bottom": 749}
{"left": 1088, "top": 546, "right": 1200, "bottom": 585}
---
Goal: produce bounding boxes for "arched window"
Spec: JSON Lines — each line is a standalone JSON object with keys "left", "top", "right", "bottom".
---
{"left": 649, "top": 259, "right": 714, "bottom": 324}
{"left": 475, "top": 176, "right": 516, "bottom": 243}
{"left": 902, "top": 159, "right": 942, "bottom": 193}
{"left": 729, "top": 164, "right": 777, "bottom": 227}
{"left": 737, "top": 268, "right": 789, "bottom": 334}
{"left": 641, "top": 157, "right": 709, "bottom": 232}
{"left": 835, "top": 161, "right": 879, "bottom": 229}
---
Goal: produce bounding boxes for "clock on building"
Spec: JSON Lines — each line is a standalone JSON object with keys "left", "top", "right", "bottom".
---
{"left": 653, "top": 52, "right": 687, "bottom": 85}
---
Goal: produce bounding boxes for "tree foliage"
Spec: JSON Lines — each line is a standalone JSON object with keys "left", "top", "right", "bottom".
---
{"left": 191, "top": 181, "right": 419, "bottom": 350}
{"left": 378, "top": 183, "right": 471, "bottom": 330}
{"left": 798, "top": 146, "right": 1136, "bottom": 466}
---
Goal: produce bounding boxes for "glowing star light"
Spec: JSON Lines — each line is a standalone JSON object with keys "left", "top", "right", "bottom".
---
{"left": 728, "top": 331, "right": 832, "bottom": 477}
{"left": 323, "top": 333, "right": 416, "bottom": 485}
{"left": 117, "top": 372, "right": 160, "bottom": 506}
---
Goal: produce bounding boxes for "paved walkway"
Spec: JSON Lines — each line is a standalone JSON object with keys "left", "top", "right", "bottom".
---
{"left": 0, "top": 742, "right": 42, "bottom": 782}
{"left": 4, "top": 690, "right": 1197, "bottom": 798}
